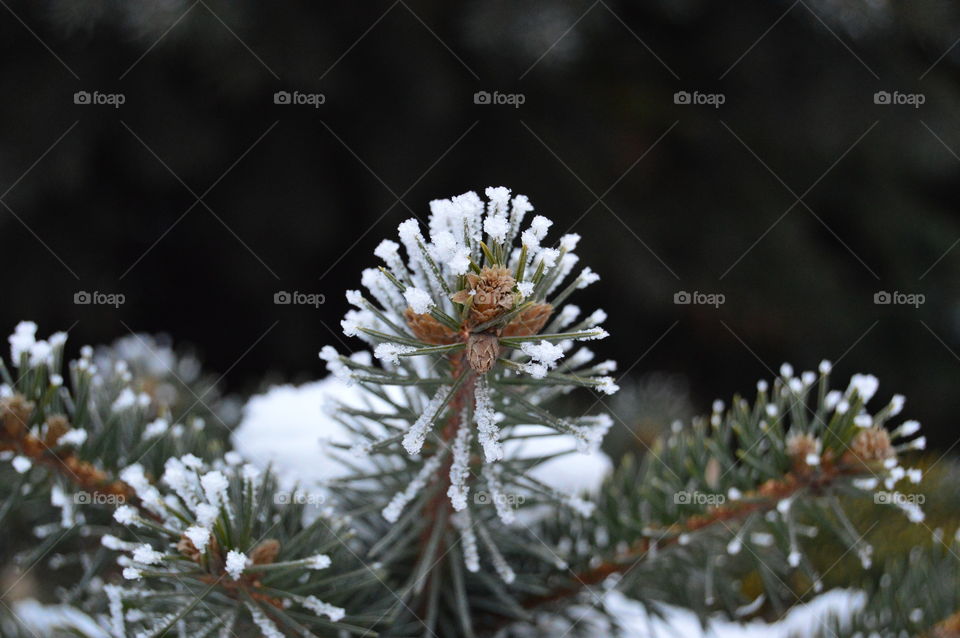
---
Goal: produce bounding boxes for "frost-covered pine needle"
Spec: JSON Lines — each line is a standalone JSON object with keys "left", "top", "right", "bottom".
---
{"left": 474, "top": 378, "right": 503, "bottom": 462}
{"left": 484, "top": 465, "right": 515, "bottom": 525}
{"left": 477, "top": 523, "right": 515, "bottom": 584}
{"left": 402, "top": 385, "right": 452, "bottom": 455}
{"left": 447, "top": 414, "right": 472, "bottom": 511}
{"left": 303, "top": 596, "right": 346, "bottom": 622}
{"left": 382, "top": 455, "right": 444, "bottom": 523}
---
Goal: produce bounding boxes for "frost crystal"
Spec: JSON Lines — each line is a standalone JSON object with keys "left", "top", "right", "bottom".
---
{"left": 305, "top": 554, "right": 332, "bottom": 570}
{"left": 847, "top": 373, "right": 879, "bottom": 403}
{"left": 475, "top": 379, "right": 503, "bottom": 462}
{"left": 374, "top": 343, "right": 416, "bottom": 365}
{"left": 9, "top": 321, "right": 37, "bottom": 361}
{"left": 403, "top": 287, "right": 434, "bottom": 314}
{"left": 447, "top": 417, "right": 472, "bottom": 511}
{"left": 477, "top": 523, "right": 515, "bottom": 584}
{"left": 201, "top": 471, "right": 229, "bottom": 509}
{"left": 225, "top": 550, "right": 248, "bottom": 580}
{"left": 484, "top": 465, "right": 514, "bottom": 525}
{"left": 521, "top": 341, "right": 565, "bottom": 377}
{"left": 452, "top": 510, "right": 480, "bottom": 572}
{"left": 303, "top": 596, "right": 345, "bottom": 622}
{"left": 401, "top": 385, "right": 451, "bottom": 455}
{"left": 11, "top": 456, "right": 31, "bottom": 474}
{"left": 382, "top": 455, "right": 443, "bottom": 523}
{"left": 114, "top": 505, "right": 138, "bottom": 526}
{"left": 184, "top": 526, "right": 210, "bottom": 553}
{"left": 132, "top": 545, "right": 164, "bottom": 565}
{"left": 245, "top": 603, "right": 284, "bottom": 638}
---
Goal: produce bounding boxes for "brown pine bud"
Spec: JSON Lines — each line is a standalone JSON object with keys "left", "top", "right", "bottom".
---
{"left": 178, "top": 535, "right": 202, "bottom": 562}
{"left": 844, "top": 426, "right": 896, "bottom": 466}
{"left": 786, "top": 432, "right": 822, "bottom": 468}
{"left": 466, "top": 333, "right": 500, "bottom": 373}
{"left": 250, "top": 539, "right": 281, "bottom": 565}
{"left": 44, "top": 415, "right": 70, "bottom": 447}
{"left": 404, "top": 308, "right": 459, "bottom": 345}
{"left": 502, "top": 303, "right": 553, "bottom": 338}
{"left": 451, "top": 267, "right": 516, "bottom": 326}
{"left": 1, "top": 395, "right": 34, "bottom": 438}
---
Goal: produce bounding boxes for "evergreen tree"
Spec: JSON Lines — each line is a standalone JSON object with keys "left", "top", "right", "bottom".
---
{"left": 0, "top": 188, "right": 938, "bottom": 637}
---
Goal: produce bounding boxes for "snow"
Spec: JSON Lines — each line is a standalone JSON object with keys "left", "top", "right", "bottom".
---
{"left": 305, "top": 554, "right": 332, "bottom": 570}
{"left": 231, "top": 377, "right": 394, "bottom": 490}
{"left": 231, "top": 376, "right": 613, "bottom": 521}
{"left": 12, "top": 599, "right": 110, "bottom": 638}
{"left": 847, "top": 373, "right": 879, "bottom": 403}
{"left": 11, "top": 455, "right": 31, "bottom": 474}
{"left": 601, "top": 589, "right": 864, "bottom": 638}
{"left": 225, "top": 549, "right": 248, "bottom": 580}
{"left": 184, "top": 525, "right": 210, "bottom": 552}
{"left": 374, "top": 342, "right": 416, "bottom": 365}
{"left": 403, "top": 286, "right": 434, "bottom": 314}
{"left": 303, "top": 595, "right": 345, "bottom": 622}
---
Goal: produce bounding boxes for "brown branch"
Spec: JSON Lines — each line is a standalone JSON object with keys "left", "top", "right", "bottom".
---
{"left": 519, "top": 459, "right": 872, "bottom": 611}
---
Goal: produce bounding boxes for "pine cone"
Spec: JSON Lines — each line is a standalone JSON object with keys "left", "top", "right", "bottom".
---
{"left": 451, "top": 267, "right": 516, "bottom": 326}
{"left": 466, "top": 333, "right": 500, "bottom": 373}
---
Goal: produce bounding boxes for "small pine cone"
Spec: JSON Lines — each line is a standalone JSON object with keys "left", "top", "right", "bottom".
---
{"left": 404, "top": 308, "right": 459, "bottom": 345}
{"left": 786, "top": 432, "right": 822, "bottom": 467}
{"left": 44, "top": 415, "right": 70, "bottom": 447}
{"left": 466, "top": 333, "right": 500, "bottom": 373}
{"left": 250, "top": 539, "right": 281, "bottom": 565}
{"left": 502, "top": 303, "right": 553, "bottom": 338}
{"left": 451, "top": 267, "right": 516, "bottom": 326}
{"left": 1, "top": 395, "right": 34, "bottom": 438}
{"left": 844, "top": 426, "right": 896, "bottom": 465}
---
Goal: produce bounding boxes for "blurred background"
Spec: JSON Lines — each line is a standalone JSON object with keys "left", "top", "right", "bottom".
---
{"left": 1, "top": 0, "right": 959, "bottom": 454}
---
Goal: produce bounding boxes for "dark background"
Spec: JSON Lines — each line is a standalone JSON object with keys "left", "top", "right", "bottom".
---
{"left": 2, "top": 1, "right": 959, "bottom": 450}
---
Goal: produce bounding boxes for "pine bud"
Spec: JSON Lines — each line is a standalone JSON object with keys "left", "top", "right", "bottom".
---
{"left": 250, "top": 539, "right": 281, "bottom": 565}
{"left": 404, "top": 308, "right": 459, "bottom": 345}
{"left": 44, "top": 415, "right": 69, "bottom": 447}
{"left": 501, "top": 303, "right": 553, "bottom": 337}
{"left": 844, "top": 426, "right": 896, "bottom": 465}
{"left": 1, "top": 394, "right": 34, "bottom": 438}
{"left": 466, "top": 333, "right": 500, "bottom": 373}
{"left": 786, "top": 432, "right": 822, "bottom": 469}
{"left": 451, "top": 267, "right": 516, "bottom": 326}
